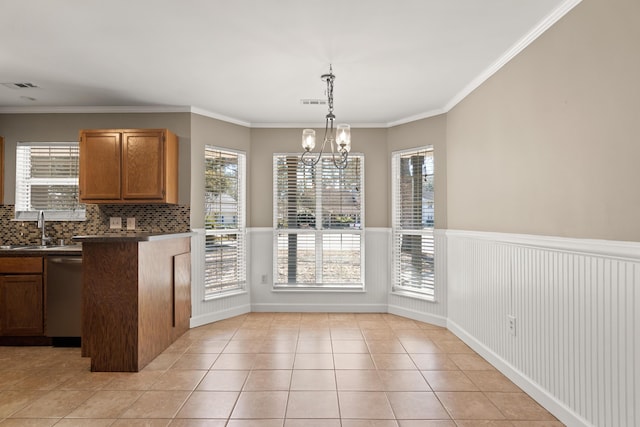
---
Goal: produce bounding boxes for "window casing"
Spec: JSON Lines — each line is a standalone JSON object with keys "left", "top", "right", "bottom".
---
{"left": 391, "top": 147, "right": 435, "bottom": 299}
{"left": 15, "top": 142, "right": 85, "bottom": 221}
{"left": 273, "top": 154, "right": 364, "bottom": 289}
{"left": 204, "top": 146, "right": 246, "bottom": 299}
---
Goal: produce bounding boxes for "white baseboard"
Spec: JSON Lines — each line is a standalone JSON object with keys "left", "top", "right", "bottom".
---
{"left": 387, "top": 304, "right": 447, "bottom": 327}
{"left": 189, "top": 304, "right": 251, "bottom": 328}
{"left": 447, "top": 319, "right": 592, "bottom": 427}
{"left": 251, "top": 303, "right": 387, "bottom": 313}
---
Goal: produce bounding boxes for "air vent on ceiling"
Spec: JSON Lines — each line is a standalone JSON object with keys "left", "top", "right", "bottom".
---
{"left": 300, "top": 99, "right": 327, "bottom": 105}
{"left": 2, "top": 82, "right": 39, "bottom": 89}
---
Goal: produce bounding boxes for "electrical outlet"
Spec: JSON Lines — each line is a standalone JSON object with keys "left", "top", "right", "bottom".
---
{"left": 109, "top": 217, "right": 122, "bottom": 229}
{"left": 126, "top": 217, "right": 136, "bottom": 230}
{"left": 508, "top": 315, "right": 516, "bottom": 336}
{"left": 261, "top": 274, "right": 268, "bottom": 284}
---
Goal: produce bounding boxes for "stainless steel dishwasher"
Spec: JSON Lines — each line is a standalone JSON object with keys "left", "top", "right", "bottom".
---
{"left": 46, "top": 255, "right": 83, "bottom": 344}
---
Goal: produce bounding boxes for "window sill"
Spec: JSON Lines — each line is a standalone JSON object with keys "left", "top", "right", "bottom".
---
{"left": 204, "top": 288, "right": 247, "bottom": 302}
{"left": 273, "top": 284, "right": 365, "bottom": 292}
{"left": 391, "top": 289, "right": 436, "bottom": 303}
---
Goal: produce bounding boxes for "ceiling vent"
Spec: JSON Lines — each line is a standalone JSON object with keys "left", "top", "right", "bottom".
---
{"left": 300, "top": 99, "right": 327, "bottom": 106}
{"left": 2, "top": 82, "right": 39, "bottom": 89}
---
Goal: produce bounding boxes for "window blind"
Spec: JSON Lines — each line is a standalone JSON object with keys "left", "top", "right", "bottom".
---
{"left": 204, "top": 146, "right": 246, "bottom": 298}
{"left": 391, "top": 147, "right": 435, "bottom": 298}
{"left": 15, "top": 142, "right": 85, "bottom": 220}
{"left": 273, "top": 154, "right": 364, "bottom": 287}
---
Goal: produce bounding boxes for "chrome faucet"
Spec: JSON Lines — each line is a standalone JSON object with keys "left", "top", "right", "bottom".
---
{"left": 37, "top": 210, "right": 51, "bottom": 246}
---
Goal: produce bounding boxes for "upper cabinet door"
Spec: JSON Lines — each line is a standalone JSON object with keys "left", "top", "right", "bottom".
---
{"left": 79, "top": 131, "right": 122, "bottom": 201}
{"left": 79, "top": 128, "right": 178, "bottom": 204}
{"left": 122, "top": 131, "right": 165, "bottom": 200}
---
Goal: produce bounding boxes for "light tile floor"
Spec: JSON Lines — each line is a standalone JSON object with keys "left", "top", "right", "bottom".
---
{"left": 0, "top": 313, "right": 565, "bottom": 426}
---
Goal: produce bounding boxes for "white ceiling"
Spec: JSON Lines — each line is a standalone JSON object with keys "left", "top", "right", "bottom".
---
{"left": 0, "top": 0, "right": 579, "bottom": 127}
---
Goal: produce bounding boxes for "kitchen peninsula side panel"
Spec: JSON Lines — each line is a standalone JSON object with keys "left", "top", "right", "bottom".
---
{"left": 81, "top": 235, "right": 191, "bottom": 372}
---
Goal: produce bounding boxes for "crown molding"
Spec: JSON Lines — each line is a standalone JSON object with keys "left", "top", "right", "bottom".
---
{"left": 189, "top": 107, "right": 251, "bottom": 127}
{"left": 0, "top": 105, "right": 192, "bottom": 114}
{"left": 250, "top": 122, "right": 389, "bottom": 129}
{"left": 444, "top": 0, "right": 582, "bottom": 113}
{"left": 0, "top": 105, "right": 385, "bottom": 129}
{"left": 386, "top": 108, "right": 448, "bottom": 128}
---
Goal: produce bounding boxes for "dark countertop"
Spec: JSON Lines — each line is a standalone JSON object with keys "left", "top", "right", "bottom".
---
{"left": 0, "top": 244, "right": 83, "bottom": 256}
{"left": 0, "top": 232, "right": 194, "bottom": 256}
{"left": 72, "top": 231, "right": 195, "bottom": 243}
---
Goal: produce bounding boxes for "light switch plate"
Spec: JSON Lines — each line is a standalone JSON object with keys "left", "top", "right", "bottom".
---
{"left": 126, "top": 217, "right": 136, "bottom": 230}
{"left": 109, "top": 217, "right": 122, "bottom": 229}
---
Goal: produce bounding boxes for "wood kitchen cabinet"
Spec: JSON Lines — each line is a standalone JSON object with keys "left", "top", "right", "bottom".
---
{"left": 79, "top": 234, "right": 191, "bottom": 372}
{"left": 0, "top": 257, "right": 44, "bottom": 336}
{"left": 79, "top": 129, "right": 178, "bottom": 204}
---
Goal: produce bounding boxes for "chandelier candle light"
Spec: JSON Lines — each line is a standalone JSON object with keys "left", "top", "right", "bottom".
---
{"left": 300, "top": 65, "right": 351, "bottom": 169}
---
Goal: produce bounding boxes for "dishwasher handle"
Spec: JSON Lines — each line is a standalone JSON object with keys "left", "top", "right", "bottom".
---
{"left": 48, "top": 257, "right": 83, "bottom": 265}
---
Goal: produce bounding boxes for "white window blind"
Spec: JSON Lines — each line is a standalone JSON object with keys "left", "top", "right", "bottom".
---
{"left": 391, "top": 147, "right": 435, "bottom": 299}
{"left": 273, "top": 154, "right": 364, "bottom": 288}
{"left": 204, "top": 146, "right": 246, "bottom": 299}
{"left": 15, "top": 142, "right": 85, "bottom": 221}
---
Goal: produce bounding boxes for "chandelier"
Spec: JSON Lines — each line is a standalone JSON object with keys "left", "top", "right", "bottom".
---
{"left": 300, "top": 65, "right": 351, "bottom": 169}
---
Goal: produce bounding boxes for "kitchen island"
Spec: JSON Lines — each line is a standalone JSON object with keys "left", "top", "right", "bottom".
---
{"left": 74, "top": 232, "right": 192, "bottom": 372}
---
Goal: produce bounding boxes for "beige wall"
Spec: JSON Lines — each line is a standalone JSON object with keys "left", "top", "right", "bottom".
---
{"left": 446, "top": 0, "right": 640, "bottom": 241}
{"left": 190, "top": 113, "right": 251, "bottom": 228}
{"left": 388, "top": 114, "right": 447, "bottom": 229}
{"left": 249, "top": 127, "right": 389, "bottom": 228}
{"left": 0, "top": 112, "right": 191, "bottom": 205}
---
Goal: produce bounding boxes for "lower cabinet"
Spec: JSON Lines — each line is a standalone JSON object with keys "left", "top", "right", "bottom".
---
{"left": 0, "top": 275, "right": 43, "bottom": 336}
{"left": 81, "top": 236, "right": 191, "bottom": 372}
{"left": 0, "top": 257, "right": 44, "bottom": 336}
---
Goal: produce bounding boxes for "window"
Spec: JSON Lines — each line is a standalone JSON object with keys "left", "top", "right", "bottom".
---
{"left": 15, "top": 142, "right": 85, "bottom": 221}
{"left": 391, "top": 146, "right": 435, "bottom": 299}
{"left": 274, "top": 154, "right": 364, "bottom": 288}
{"left": 204, "top": 146, "right": 246, "bottom": 299}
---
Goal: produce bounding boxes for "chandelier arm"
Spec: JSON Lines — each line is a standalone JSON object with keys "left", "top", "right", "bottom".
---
{"left": 325, "top": 113, "right": 333, "bottom": 145}
{"left": 331, "top": 154, "right": 349, "bottom": 169}
{"left": 300, "top": 115, "right": 332, "bottom": 167}
{"left": 300, "top": 150, "right": 321, "bottom": 167}
{"left": 330, "top": 145, "right": 349, "bottom": 169}
{"left": 327, "top": 115, "right": 348, "bottom": 169}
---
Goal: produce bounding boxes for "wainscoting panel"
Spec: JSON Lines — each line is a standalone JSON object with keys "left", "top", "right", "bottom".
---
{"left": 189, "top": 228, "right": 250, "bottom": 327}
{"left": 446, "top": 230, "right": 639, "bottom": 427}
{"left": 388, "top": 229, "right": 448, "bottom": 326}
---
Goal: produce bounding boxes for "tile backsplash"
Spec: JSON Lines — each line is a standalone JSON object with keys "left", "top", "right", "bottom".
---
{"left": 0, "top": 204, "right": 190, "bottom": 245}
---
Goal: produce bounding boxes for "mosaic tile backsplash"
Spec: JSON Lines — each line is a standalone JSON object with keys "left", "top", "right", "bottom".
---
{"left": 0, "top": 204, "right": 190, "bottom": 246}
